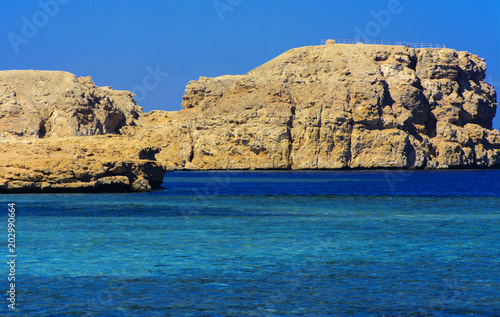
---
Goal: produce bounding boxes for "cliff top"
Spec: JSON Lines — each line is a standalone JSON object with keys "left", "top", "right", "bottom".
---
{"left": 1, "top": 44, "right": 499, "bottom": 193}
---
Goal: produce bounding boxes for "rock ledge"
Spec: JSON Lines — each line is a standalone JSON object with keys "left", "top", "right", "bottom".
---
{"left": 1, "top": 45, "right": 499, "bottom": 193}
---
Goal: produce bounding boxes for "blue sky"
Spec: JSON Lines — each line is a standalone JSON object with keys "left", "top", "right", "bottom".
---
{"left": 2, "top": 0, "right": 500, "bottom": 128}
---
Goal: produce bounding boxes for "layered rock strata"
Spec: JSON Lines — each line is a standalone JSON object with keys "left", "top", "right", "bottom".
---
{"left": 0, "top": 71, "right": 165, "bottom": 192}
{"left": 1, "top": 44, "right": 499, "bottom": 193}
{"left": 161, "top": 44, "right": 499, "bottom": 170}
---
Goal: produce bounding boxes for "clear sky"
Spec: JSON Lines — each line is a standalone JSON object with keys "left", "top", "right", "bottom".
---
{"left": 2, "top": 0, "right": 500, "bottom": 128}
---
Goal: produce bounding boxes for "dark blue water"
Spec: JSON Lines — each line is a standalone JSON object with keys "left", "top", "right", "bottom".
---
{"left": 2, "top": 170, "right": 500, "bottom": 316}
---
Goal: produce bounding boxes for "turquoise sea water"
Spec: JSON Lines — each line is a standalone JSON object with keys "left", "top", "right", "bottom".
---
{"left": 2, "top": 170, "right": 500, "bottom": 316}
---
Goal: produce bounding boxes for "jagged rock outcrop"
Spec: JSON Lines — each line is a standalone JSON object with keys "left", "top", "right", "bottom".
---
{"left": 0, "top": 71, "right": 165, "bottom": 192}
{"left": 158, "top": 44, "right": 499, "bottom": 170}
{"left": 1, "top": 44, "right": 499, "bottom": 193}
{"left": 0, "top": 135, "right": 166, "bottom": 193}
{"left": 0, "top": 70, "right": 141, "bottom": 138}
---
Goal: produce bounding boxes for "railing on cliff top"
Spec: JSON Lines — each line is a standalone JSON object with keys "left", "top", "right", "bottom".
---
{"left": 321, "top": 39, "right": 446, "bottom": 49}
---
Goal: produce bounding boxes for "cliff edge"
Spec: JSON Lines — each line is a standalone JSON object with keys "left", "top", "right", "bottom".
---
{"left": 0, "top": 71, "right": 165, "bottom": 193}
{"left": 158, "top": 44, "right": 499, "bottom": 170}
{"left": 1, "top": 44, "right": 499, "bottom": 192}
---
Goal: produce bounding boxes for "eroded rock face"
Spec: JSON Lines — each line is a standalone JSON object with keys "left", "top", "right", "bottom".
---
{"left": 0, "top": 71, "right": 165, "bottom": 192}
{"left": 161, "top": 44, "right": 498, "bottom": 169}
{"left": 1, "top": 44, "right": 499, "bottom": 193}
{"left": 0, "top": 70, "right": 141, "bottom": 138}
{"left": 0, "top": 135, "right": 167, "bottom": 193}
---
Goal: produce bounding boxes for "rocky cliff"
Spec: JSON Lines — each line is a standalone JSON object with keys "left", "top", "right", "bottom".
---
{"left": 160, "top": 44, "right": 499, "bottom": 170}
{"left": 0, "top": 70, "right": 141, "bottom": 138}
{"left": 0, "top": 71, "right": 164, "bottom": 192}
{"left": 1, "top": 44, "right": 499, "bottom": 192}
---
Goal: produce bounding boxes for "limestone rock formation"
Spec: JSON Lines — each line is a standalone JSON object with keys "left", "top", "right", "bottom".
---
{"left": 159, "top": 44, "right": 499, "bottom": 170}
{"left": 1, "top": 44, "right": 499, "bottom": 193}
{"left": 0, "top": 70, "right": 141, "bottom": 138}
{"left": 0, "top": 134, "right": 166, "bottom": 193}
{"left": 0, "top": 71, "right": 165, "bottom": 192}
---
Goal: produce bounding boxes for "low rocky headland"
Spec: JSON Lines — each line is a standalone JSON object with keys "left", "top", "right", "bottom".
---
{"left": 1, "top": 43, "right": 498, "bottom": 192}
